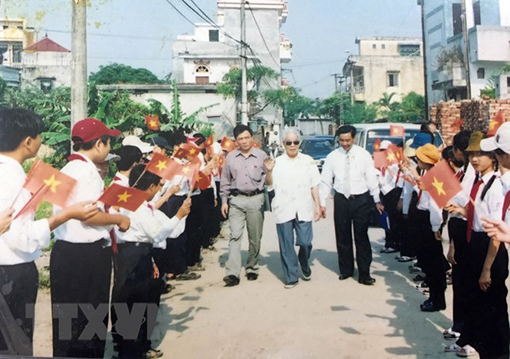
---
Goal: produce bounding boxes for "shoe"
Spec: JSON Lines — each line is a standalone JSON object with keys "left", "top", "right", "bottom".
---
{"left": 444, "top": 343, "right": 462, "bottom": 352}
{"left": 176, "top": 272, "right": 201, "bottom": 281}
{"left": 223, "top": 275, "right": 240, "bottom": 287}
{"left": 443, "top": 327, "right": 461, "bottom": 340}
{"left": 398, "top": 256, "right": 413, "bottom": 262}
{"left": 161, "top": 283, "right": 175, "bottom": 294}
{"left": 384, "top": 247, "right": 398, "bottom": 254}
{"left": 246, "top": 272, "right": 258, "bottom": 281}
{"left": 145, "top": 349, "right": 163, "bottom": 358}
{"left": 188, "top": 263, "right": 206, "bottom": 272}
{"left": 380, "top": 247, "right": 388, "bottom": 253}
{"left": 338, "top": 274, "right": 352, "bottom": 280}
{"left": 409, "top": 266, "right": 422, "bottom": 273}
{"left": 358, "top": 277, "right": 376, "bottom": 285}
{"left": 302, "top": 269, "right": 312, "bottom": 281}
{"left": 412, "top": 274, "right": 426, "bottom": 282}
{"left": 284, "top": 281, "right": 298, "bottom": 289}
{"left": 416, "top": 281, "right": 428, "bottom": 289}
{"left": 420, "top": 302, "right": 439, "bottom": 312}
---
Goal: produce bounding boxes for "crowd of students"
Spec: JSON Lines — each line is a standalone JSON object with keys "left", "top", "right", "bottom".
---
{"left": 377, "top": 124, "right": 510, "bottom": 359}
{"left": 0, "top": 108, "right": 226, "bottom": 359}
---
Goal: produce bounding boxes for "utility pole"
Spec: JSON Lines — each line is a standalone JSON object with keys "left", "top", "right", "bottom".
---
{"left": 347, "top": 56, "right": 355, "bottom": 105}
{"left": 240, "top": 0, "right": 249, "bottom": 125}
{"left": 71, "top": 0, "right": 88, "bottom": 127}
{"left": 339, "top": 76, "right": 345, "bottom": 125}
{"left": 461, "top": 0, "right": 471, "bottom": 99}
{"left": 420, "top": 0, "right": 430, "bottom": 120}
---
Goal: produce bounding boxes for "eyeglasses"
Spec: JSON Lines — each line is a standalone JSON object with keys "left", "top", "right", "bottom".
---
{"left": 285, "top": 141, "right": 300, "bottom": 146}
{"left": 495, "top": 148, "right": 506, "bottom": 156}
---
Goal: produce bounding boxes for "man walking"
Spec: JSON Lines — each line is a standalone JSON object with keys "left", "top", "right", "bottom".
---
{"left": 320, "top": 125, "right": 383, "bottom": 285}
{"left": 220, "top": 125, "right": 270, "bottom": 287}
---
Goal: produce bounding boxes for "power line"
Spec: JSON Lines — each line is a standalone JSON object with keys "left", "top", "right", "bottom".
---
{"left": 44, "top": 28, "right": 173, "bottom": 42}
{"left": 163, "top": 0, "right": 197, "bottom": 27}
{"left": 246, "top": 3, "right": 280, "bottom": 68}
{"left": 288, "top": 58, "right": 345, "bottom": 68}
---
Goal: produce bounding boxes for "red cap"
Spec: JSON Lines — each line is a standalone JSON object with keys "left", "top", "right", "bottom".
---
{"left": 71, "top": 118, "right": 121, "bottom": 143}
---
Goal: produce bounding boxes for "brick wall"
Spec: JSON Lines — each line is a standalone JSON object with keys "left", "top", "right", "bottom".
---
{"left": 430, "top": 99, "right": 510, "bottom": 146}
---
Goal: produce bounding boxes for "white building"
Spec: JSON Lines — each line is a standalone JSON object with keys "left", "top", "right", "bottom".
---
{"left": 419, "top": 0, "right": 510, "bottom": 104}
{"left": 342, "top": 37, "right": 425, "bottom": 105}
{"left": 0, "top": 18, "right": 35, "bottom": 68}
{"left": 172, "top": 0, "right": 291, "bottom": 132}
{"left": 21, "top": 36, "right": 72, "bottom": 91}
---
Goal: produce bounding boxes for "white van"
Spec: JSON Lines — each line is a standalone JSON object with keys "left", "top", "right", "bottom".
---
{"left": 352, "top": 123, "right": 444, "bottom": 154}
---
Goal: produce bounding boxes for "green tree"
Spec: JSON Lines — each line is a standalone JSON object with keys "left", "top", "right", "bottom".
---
{"left": 263, "top": 86, "right": 316, "bottom": 125}
{"left": 378, "top": 92, "right": 425, "bottom": 123}
{"left": 89, "top": 63, "right": 162, "bottom": 85}
{"left": 317, "top": 92, "right": 377, "bottom": 124}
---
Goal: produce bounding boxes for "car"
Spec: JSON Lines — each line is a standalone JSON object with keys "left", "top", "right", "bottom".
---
{"left": 299, "top": 136, "right": 335, "bottom": 171}
{"left": 352, "top": 123, "right": 444, "bottom": 154}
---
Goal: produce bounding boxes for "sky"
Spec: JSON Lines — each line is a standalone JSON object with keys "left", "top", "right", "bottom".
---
{"left": 2, "top": 0, "right": 423, "bottom": 99}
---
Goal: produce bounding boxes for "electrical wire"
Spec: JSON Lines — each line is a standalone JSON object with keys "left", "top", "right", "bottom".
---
{"left": 246, "top": 2, "right": 280, "bottom": 68}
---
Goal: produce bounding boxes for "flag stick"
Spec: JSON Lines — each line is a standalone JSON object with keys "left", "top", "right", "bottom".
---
{"left": 13, "top": 183, "right": 46, "bottom": 220}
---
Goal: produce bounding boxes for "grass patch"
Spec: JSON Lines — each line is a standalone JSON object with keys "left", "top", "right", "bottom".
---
{"left": 38, "top": 268, "right": 50, "bottom": 289}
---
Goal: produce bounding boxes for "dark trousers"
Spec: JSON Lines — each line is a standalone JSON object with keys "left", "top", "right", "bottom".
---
{"left": 448, "top": 217, "right": 470, "bottom": 334}
{"left": 186, "top": 189, "right": 215, "bottom": 266}
{"left": 112, "top": 243, "right": 153, "bottom": 359}
{"left": 50, "top": 240, "right": 112, "bottom": 358}
{"left": 156, "top": 195, "right": 188, "bottom": 275}
{"left": 400, "top": 192, "right": 419, "bottom": 258}
{"left": 415, "top": 209, "right": 447, "bottom": 309}
{"left": 333, "top": 191, "right": 373, "bottom": 280}
{"left": 381, "top": 187, "right": 403, "bottom": 249}
{"left": 0, "top": 262, "right": 38, "bottom": 356}
{"left": 461, "top": 231, "right": 509, "bottom": 359}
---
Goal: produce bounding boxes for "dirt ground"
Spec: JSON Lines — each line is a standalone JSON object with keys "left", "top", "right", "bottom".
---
{"left": 33, "top": 201, "right": 468, "bottom": 359}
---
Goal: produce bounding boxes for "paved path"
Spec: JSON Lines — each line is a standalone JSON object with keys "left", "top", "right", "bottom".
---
{"left": 149, "top": 202, "right": 456, "bottom": 359}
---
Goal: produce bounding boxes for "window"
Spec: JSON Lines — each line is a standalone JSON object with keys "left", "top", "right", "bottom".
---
{"left": 507, "top": 77, "right": 510, "bottom": 91}
{"left": 39, "top": 78, "right": 54, "bottom": 92}
{"left": 381, "top": 44, "right": 386, "bottom": 49}
{"left": 372, "top": 44, "right": 376, "bottom": 49}
{"left": 387, "top": 72, "right": 399, "bottom": 87}
{"left": 207, "top": 116, "right": 221, "bottom": 124}
{"left": 399, "top": 44, "right": 421, "bottom": 56}
{"left": 195, "top": 65, "right": 209, "bottom": 74}
{"left": 473, "top": 1, "right": 481, "bottom": 26}
{"left": 452, "top": 3, "right": 463, "bottom": 36}
{"left": 209, "top": 29, "right": 219, "bottom": 42}
{"left": 2, "top": 25, "right": 8, "bottom": 30}
{"left": 12, "top": 42, "right": 23, "bottom": 63}
{"left": 195, "top": 76, "right": 209, "bottom": 84}
{"left": 477, "top": 68, "right": 485, "bottom": 79}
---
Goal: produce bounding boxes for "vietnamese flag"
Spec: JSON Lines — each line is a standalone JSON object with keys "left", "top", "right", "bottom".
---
{"left": 144, "top": 115, "right": 160, "bottom": 131}
{"left": 221, "top": 137, "right": 235, "bottom": 152}
{"left": 373, "top": 139, "right": 381, "bottom": 152}
{"left": 253, "top": 142, "right": 261, "bottom": 148}
{"left": 204, "top": 135, "right": 214, "bottom": 148}
{"left": 146, "top": 153, "right": 182, "bottom": 181}
{"left": 194, "top": 171, "right": 211, "bottom": 190}
{"left": 178, "top": 161, "right": 200, "bottom": 180}
{"left": 390, "top": 125, "right": 405, "bottom": 137}
{"left": 385, "top": 148, "right": 399, "bottom": 165}
{"left": 373, "top": 151, "right": 389, "bottom": 169}
{"left": 183, "top": 143, "right": 200, "bottom": 159}
{"left": 421, "top": 160, "right": 463, "bottom": 209}
{"left": 388, "top": 144, "right": 404, "bottom": 162}
{"left": 173, "top": 147, "right": 189, "bottom": 160}
{"left": 487, "top": 111, "right": 505, "bottom": 137}
{"left": 98, "top": 183, "right": 149, "bottom": 212}
{"left": 15, "top": 160, "right": 77, "bottom": 219}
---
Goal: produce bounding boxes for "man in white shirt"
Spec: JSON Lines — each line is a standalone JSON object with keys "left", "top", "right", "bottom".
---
{"left": 265, "top": 128, "right": 321, "bottom": 288}
{"left": 320, "top": 125, "right": 383, "bottom": 285}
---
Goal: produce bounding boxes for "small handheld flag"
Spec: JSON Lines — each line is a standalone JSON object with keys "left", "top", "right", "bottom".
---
{"left": 146, "top": 153, "right": 182, "bottom": 181}
{"left": 390, "top": 125, "right": 405, "bottom": 138}
{"left": 144, "top": 115, "right": 160, "bottom": 131}
{"left": 373, "top": 139, "right": 381, "bottom": 152}
{"left": 421, "top": 160, "right": 463, "bottom": 209}
{"left": 221, "top": 137, "right": 235, "bottom": 152}
{"left": 488, "top": 111, "right": 505, "bottom": 137}
{"left": 98, "top": 184, "right": 149, "bottom": 212}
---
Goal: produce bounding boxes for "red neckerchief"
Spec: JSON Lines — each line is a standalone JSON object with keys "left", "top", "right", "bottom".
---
{"left": 503, "top": 192, "right": 510, "bottom": 222}
{"left": 466, "top": 176, "right": 483, "bottom": 243}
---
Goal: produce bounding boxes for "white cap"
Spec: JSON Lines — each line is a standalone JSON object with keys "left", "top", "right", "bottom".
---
{"left": 380, "top": 140, "right": 392, "bottom": 150}
{"left": 480, "top": 122, "right": 510, "bottom": 154}
{"left": 122, "top": 135, "right": 154, "bottom": 153}
{"left": 105, "top": 153, "right": 120, "bottom": 162}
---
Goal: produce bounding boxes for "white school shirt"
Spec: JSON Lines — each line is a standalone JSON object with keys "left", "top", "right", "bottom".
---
{"left": 320, "top": 145, "right": 381, "bottom": 206}
{"left": 416, "top": 189, "right": 444, "bottom": 232}
{"left": 448, "top": 164, "right": 476, "bottom": 221}
{"left": 116, "top": 202, "right": 183, "bottom": 249}
{"left": 53, "top": 153, "right": 111, "bottom": 243}
{"left": 472, "top": 171, "right": 503, "bottom": 232}
{"left": 0, "top": 155, "right": 51, "bottom": 265}
{"left": 379, "top": 164, "right": 404, "bottom": 196}
{"left": 269, "top": 153, "right": 321, "bottom": 224}
{"left": 401, "top": 159, "right": 418, "bottom": 215}
{"left": 501, "top": 171, "right": 510, "bottom": 226}
{"left": 112, "top": 172, "right": 129, "bottom": 187}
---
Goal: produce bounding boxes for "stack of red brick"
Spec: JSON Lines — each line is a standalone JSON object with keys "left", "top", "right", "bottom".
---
{"left": 430, "top": 99, "right": 510, "bottom": 145}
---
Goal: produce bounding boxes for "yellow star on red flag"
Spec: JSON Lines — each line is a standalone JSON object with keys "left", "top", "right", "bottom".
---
{"left": 44, "top": 174, "right": 61, "bottom": 193}
{"left": 432, "top": 177, "right": 446, "bottom": 196}
{"left": 117, "top": 191, "right": 132, "bottom": 203}
{"left": 156, "top": 160, "right": 167, "bottom": 171}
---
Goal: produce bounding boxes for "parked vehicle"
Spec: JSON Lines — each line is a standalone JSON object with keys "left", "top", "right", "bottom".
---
{"left": 352, "top": 123, "right": 443, "bottom": 154}
{"left": 299, "top": 136, "right": 335, "bottom": 171}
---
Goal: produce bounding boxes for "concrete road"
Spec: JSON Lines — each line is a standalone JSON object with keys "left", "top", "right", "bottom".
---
{"left": 150, "top": 202, "right": 456, "bottom": 359}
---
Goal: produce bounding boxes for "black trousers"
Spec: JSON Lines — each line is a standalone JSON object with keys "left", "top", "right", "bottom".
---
{"left": 0, "top": 262, "right": 38, "bottom": 356}
{"left": 461, "top": 231, "right": 509, "bottom": 359}
{"left": 381, "top": 187, "right": 403, "bottom": 250}
{"left": 415, "top": 209, "right": 447, "bottom": 310}
{"left": 50, "top": 240, "right": 112, "bottom": 358}
{"left": 186, "top": 189, "right": 215, "bottom": 266}
{"left": 157, "top": 194, "right": 188, "bottom": 275}
{"left": 112, "top": 242, "right": 153, "bottom": 359}
{"left": 448, "top": 217, "right": 470, "bottom": 334}
{"left": 333, "top": 191, "right": 373, "bottom": 280}
{"left": 400, "top": 191, "right": 419, "bottom": 258}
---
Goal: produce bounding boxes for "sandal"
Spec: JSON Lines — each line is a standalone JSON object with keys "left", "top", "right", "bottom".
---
{"left": 145, "top": 349, "right": 163, "bottom": 358}
{"left": 443, "top": 327, "right": 461, "bottom": 340}
{"left": 444, "top": 343, "right": 461, "bottom": 352}
{"left": 456, "top": 345, "right": 476, "bottom": 357}
{"left": 176, "top": 272, "right": 201, "bottom": 281}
